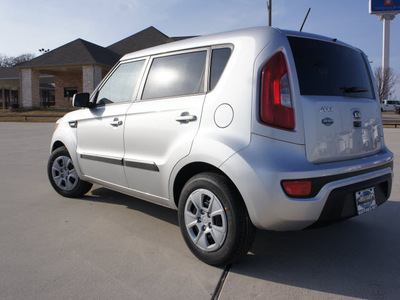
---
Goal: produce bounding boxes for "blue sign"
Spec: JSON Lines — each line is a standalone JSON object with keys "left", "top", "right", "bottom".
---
{"left": 370, "top": 0, "right": 400, "bottom": 14}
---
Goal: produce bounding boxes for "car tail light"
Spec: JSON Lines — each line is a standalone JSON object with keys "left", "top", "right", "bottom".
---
{"left": 281, "top": 180, "right": 312, "bottom": 197}
{"left": 260, "top": 52, "right": 294, "bottom": 130}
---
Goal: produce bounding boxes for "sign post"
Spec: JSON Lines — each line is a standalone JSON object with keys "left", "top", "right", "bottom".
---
{"left": 369, "top": 0, "right": 399, "bottom": 97}
{"left": 380, "top": 13, "right": 395, "bottom": 74}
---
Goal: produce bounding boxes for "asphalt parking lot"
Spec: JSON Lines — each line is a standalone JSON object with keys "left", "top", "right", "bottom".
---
{"left": 0, "top": 122, "right": 399, "bottom": 300}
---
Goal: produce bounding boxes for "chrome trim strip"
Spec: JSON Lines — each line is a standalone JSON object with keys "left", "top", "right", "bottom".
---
{"left": 124, "top": 159, "right": 159, "bottom": 172}
{"left": 80, "top": 154, "right": 159, "bottom": 172}
{"left": 80, "top": 154, "right": 123, "bottom": 166}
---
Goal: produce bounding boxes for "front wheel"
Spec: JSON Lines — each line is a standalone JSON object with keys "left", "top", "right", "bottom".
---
{"left": 47, "top": 146, "right": 92, "bottom": 198}
{"left": 178, "top": 172, "right": 255, "bottom": 266}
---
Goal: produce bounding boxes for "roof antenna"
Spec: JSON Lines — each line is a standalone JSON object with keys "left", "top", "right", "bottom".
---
{"left": 300, "top": 8, "right": 311, "bottom": 32}
{"left": 267, "top": 0, "right": 272, "bottom": 26}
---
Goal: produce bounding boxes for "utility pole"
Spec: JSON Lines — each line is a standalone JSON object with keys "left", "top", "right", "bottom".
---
{"left": 268, "top": 0, "right": 272, "bottom": 26}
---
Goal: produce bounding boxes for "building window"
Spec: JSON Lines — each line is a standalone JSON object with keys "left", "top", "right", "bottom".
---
{"left": 64, "top": 87, "right": 78, "bottom": 98}
{"left": 41, "top": 90, "right": 55, "bottom": 107}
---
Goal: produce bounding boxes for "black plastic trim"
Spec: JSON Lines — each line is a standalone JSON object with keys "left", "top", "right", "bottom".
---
{"left": 124, "top": 160, "right": 159, "bottom": 172}
{"left": 309, "top": 173, "right": 392, "bottom": 228}
{"left": 80, "top": 154, "right": 122, "bottom": 165}
{"left": 281, "top": 161, "right": 393, "bottom": 199}
{"left": 80, "top": 154, "right": 159, "bottom": 172}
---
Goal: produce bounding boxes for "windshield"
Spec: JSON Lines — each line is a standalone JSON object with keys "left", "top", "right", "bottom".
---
{"left": 288, "top": 36, "right": 374, "bottom": 99}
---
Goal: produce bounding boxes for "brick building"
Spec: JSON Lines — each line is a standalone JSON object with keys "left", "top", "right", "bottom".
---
{"left": 0, "top": 27, "right": 189, "bottom": 109}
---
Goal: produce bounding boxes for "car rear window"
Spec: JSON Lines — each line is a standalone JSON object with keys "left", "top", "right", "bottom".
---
{"left": 288, "top": 36, "right": 374, "bottom": 99}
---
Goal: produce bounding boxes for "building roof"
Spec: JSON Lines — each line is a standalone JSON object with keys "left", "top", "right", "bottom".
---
{"left": 107, "top": 26, "right": 172, "bottom": 56}
{"left": 0, "top": 66, "right": 19, "bottom": 79}
{"left": 20, "top": 39, "right": 120, "bottom": 69}
{"left": 1, "top": 26, "right": 193, "bottom": 78}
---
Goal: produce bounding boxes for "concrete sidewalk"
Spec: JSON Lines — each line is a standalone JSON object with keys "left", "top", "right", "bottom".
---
{"left": 0, "top": 123, "right": 399, "bottom": 299}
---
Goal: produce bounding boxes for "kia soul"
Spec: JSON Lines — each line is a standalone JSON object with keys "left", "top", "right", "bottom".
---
{"left": 48, "top": 27, "right": 393, "bottom": 265}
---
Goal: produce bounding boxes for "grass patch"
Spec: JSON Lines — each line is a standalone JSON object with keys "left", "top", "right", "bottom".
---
{"left": 0, "top": 108, "right": 76, "bottom": 122}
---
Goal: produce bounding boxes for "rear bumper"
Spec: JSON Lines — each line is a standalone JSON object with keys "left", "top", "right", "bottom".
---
{"left": 309, "top": 172, "right": 392, "bottom": 228}
{"left": 220, "top": 134, "right": 394, "bottom": 231}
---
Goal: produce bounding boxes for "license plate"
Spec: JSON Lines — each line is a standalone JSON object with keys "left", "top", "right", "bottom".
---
{"left": 355, "top": 187, "right": 377, "bottom": 215}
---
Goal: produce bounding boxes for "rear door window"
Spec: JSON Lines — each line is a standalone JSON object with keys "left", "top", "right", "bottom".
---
{"left": 142, "top": 51, "right": 207, "bottom": 100}
{"left": 288, "top": 36, "right": 374, "bottom": 99}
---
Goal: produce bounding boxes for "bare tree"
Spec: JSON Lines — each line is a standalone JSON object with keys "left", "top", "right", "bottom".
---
{"left": 0, "top": 54, "right": 13, "bottom": 67}
{"left": 374, "top": 67, "right": 399, "bottom": 102}
{"left": 0, "top": 53, "right": 35, "bottom": 68}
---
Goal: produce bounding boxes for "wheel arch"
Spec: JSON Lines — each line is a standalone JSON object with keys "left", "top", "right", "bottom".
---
{"left": 176, "top": 166, "right": 256, "bottom": 265}
{"left": 51, "top": 140, "right": 66, "bottom": 153}
{"left": 172, "top": 162, "right": 244, "bottom": 209}
{"left": 50, "top": 134, "right": 82, "bottom": 178}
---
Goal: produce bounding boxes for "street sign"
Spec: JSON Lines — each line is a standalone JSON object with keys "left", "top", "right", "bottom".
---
{"left": 370, "top": 0, "right": 400, "bottom": 14}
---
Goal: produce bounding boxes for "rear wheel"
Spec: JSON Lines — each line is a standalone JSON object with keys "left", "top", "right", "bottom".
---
{"left": 178, "top": 172, "right": 255, "bottom": 266}
{"left": 47, "top": 146, "right": 92, "bottom": 198}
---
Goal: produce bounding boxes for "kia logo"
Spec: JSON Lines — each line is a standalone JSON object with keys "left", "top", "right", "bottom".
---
{"left": 322, "top": 117, "right": 334, "bottom": 126}
{"left": 353, "top": 111, "right": 362, "bottom": 119}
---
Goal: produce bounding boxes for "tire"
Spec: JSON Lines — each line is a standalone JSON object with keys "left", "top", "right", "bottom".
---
{"left": 47, "top": 146, "right": 92, "bottom": 198}
{"left": 178, "top": 172, "right": 255, "bottom": 266}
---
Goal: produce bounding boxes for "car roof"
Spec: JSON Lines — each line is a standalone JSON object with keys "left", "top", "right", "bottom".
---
{"left": 120, "top": 26, "right": 357, "bottom": 62}
{"left": 120, "top": 27, "right": 279, "bottom": 61}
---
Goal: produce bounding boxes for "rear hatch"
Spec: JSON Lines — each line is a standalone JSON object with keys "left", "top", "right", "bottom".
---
{"left": 287, "top": 35, "right": 382, "bottom": 163}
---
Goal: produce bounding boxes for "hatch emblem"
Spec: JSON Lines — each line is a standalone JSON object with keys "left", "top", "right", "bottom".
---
{"left": 353, "top": 111, "right": 362, "bottom": 120}
{"left": 319, "top": 107, "right": 335, "bottom": 113}
{"left": 322, "top": 117, "right": 334, "bottom": 126}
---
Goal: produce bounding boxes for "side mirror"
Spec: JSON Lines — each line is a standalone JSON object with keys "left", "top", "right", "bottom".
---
{"left": 72, "top": 93, "right": 92, "bottom": 108}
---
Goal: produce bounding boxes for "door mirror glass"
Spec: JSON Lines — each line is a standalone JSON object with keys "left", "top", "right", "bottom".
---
{"left": 73, "top": 93, "right": 91, "bottom": 107}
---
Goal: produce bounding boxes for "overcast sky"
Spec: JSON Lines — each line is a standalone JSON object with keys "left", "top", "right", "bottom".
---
{"left": 1, "top": 0, "right": 399, "bottom": 97}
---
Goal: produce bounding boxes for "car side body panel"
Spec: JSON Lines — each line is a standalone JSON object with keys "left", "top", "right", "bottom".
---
{"left": 49, "top": 26, "right": 394, "bottom": 231}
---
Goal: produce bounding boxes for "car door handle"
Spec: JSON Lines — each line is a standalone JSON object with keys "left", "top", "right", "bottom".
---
{"left": 176, "top": 112, "right": 197, "bottom": 123}
{"left": 110, "top": 118, "right": 123, "bottom": 127}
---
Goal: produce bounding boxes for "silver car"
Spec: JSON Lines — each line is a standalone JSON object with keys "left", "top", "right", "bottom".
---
{"left": 48, "top": 27, "right": 393, "bottom": 265}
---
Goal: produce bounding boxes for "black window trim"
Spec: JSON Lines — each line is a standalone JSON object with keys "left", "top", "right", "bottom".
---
{"left": 136, "top": 44, "right": 234, "bottom": 102}
{"left": 89, "top": 43, "right": 235, "bottom": 106}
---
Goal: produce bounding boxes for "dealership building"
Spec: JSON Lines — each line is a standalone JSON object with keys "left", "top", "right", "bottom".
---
{"left": 0, "top": 27, "right": 188, "bottom": 109}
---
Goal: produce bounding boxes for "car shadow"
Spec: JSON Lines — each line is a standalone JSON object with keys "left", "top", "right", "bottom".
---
{"left": 232, "top": 200, "right": 400, "bottom": 298}
{"left": 75, "top": 187, "right": 399, "bottom": 298}
{"left": 80, "top": 186, "right": 179, "bottom": 227}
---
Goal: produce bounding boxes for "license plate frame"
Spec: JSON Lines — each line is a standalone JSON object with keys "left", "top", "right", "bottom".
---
{"left": 355, "top": 187, "right": 377, "bottom": 215}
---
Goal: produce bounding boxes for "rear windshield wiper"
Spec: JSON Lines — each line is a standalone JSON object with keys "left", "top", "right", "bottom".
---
{"left": 341, "top": 86, "right": 368, "bottom": 93}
